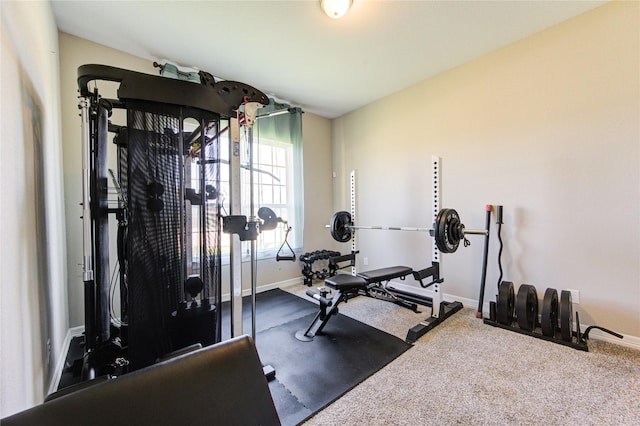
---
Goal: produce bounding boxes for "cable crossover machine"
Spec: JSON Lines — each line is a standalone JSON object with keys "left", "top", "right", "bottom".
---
{"left": 298, "top": 158, "right": 493, "bottom": 343}
{"left": 76, "top": 62, "right": 292, "bottom": 381}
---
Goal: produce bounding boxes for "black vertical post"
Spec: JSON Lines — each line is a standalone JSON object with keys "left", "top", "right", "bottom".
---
{"left": 476, "top": 205, "right": 492, "bottom": 318}
{"left": 496, "top": 205, "right": 504, "bottom": 289}
{"left": 94, "top": 101, "right": 111, "bottom": 344}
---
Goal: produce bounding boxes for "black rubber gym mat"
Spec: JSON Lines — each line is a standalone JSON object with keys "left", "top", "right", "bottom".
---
{"left": 235, "top": 288, "right": 412, "bottom": 426}
{"left": 221, "top": 288, "right": 320, "bottom": 339}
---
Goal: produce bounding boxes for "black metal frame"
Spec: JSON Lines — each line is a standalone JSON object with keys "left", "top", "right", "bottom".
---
{"left": 78, "top": 64, "right": 268, "bottom": 117}
{"left": 484, "top": 304, "right": 623, "bottom": 351}
{"left": 78, "top": 64, "right": 268, "bottom": 377}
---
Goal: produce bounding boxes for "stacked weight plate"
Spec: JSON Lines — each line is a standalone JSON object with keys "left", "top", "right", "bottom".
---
{"left": 489, "top": 281, "right": 583, "bottom": 349}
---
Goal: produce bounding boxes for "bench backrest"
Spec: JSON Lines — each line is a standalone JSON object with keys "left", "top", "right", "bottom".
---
{"left": 2, "top": 335, "right": 280, "bottom": 426}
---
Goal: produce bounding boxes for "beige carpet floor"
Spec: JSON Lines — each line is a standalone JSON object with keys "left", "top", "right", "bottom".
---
{"left": 283, "top": 283, "right": 640, "bottom": 425}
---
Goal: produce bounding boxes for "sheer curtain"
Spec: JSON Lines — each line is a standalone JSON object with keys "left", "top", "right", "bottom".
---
{"left": 255, "top": 99, "right": 304, "bottom": 252}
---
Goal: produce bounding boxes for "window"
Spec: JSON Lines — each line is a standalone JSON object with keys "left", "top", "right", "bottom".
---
{"left": 244, "top": 137, "right": 297, "bottom": 257}
{"left": 217, "top": 101, "right": 304, "bottom": 262}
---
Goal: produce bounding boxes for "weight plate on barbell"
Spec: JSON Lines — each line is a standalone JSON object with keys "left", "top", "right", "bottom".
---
{"left": 516, "top": 284, "right": 538, "bottom": 332}
{"left": 496, "top": 281, "right": 515, "bottom": 325}
{"left": 540, "top": 288, "right": 558, "bottom": 338}
{"left": 559, "top": 290, "right": 573, "bottom": 342}
{"left": 330, "top": 211, "right": 353, "bottom": 243}
{"left": 435, "top": 208, "right": 461, "bottom": 253}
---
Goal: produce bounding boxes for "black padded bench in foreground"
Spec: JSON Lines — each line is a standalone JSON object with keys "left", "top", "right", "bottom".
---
{"left": 2, "top": 336, "right": 281, "bottom": 426}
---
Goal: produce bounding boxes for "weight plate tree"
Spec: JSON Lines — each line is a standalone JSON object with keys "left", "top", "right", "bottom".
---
{"left": 515, "top": 284, "right": 538, "bottom": 332}
{"left": 496, "top": 281, "right": 515, "bottom": 325}
{"left": 487, "top": 284, "right": 624, "bottom": 351}
{"left": 559, "top": 290, "right": 574, "bottom": 342}
{"left": 540, "top": 288, "right": 559, "bottom": 337}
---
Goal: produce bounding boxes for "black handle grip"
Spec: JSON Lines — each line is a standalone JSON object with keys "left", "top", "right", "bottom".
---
{"left": 305, "top": 290, "right": 331, "bottom": 307}
{"left": 276, "top": 254, "right": 296, "bottom": 262}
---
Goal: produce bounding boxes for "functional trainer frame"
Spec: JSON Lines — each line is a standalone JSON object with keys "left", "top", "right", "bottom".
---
{"left": 78, "top": 64, "right": 268, "bottom": 376}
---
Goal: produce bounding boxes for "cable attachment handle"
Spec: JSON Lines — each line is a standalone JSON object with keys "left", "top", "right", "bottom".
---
{"left": 257, "top": 206, "right": 296, "bottom": 261}
{"left": 276, "top": 222, "right": 296, "bottom": 262}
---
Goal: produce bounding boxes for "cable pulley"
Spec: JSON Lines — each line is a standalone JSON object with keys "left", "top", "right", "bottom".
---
{"left": 328, "top": 208, "right": 487, "bottom": 253}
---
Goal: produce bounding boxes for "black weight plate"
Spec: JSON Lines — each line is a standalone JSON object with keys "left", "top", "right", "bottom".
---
{"left": 435, "top": 208, "right": 461, "bottom": 253}
{"left": 147, "top": 197, "right": 164, "bottom": 212}
{"left": 559, "top": 290, "right": 573, "bottom": 342}
{"left": 257, "top": 206, "right": 277, "bottom": 222}
{"left": 434, "top": 209, "right": 446, "bottom": 252}
{"left": 257, "top": 207, "right": 278, "bottom": 231}
{"left": 329, "top": 211, "right": 352, "bottom": 243}
{"left": 540, "top": 288, "right": 558, "bottom": 337}
{"left": 147, "top": 181, "right": 164, "bottom": 196}
{"left": 516, "top": 284, "right": 538, "bottom": 332}
{"left": 496, "top": 281, "right": 515, "bottom": 325}
{"left": 185, "top": 276, "right": 204, "bottom": 298}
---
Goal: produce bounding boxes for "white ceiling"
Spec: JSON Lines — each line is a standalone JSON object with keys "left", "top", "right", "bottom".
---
{"left": 51, "top": 0, "right": 607, "bottom": 118}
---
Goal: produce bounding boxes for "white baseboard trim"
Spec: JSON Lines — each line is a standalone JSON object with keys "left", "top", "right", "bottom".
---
{"left": 473, "top": 299, "right": 639, "bottom": 351}
{"left": 49, "top": 326, "right": 85, "bottom": 395}
{"left": 220, "top": 277, "right": 302, "bottom": 301}
{"left": 585, "top": 328, "right": 640, "bottom": 350}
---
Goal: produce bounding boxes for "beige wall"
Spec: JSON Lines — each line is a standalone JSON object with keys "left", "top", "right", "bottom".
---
{"left": 1, "top": 1, "right": 68, "bottom": 417}
{"left": 2, "top": 1, "right": 637, "bottom": 418}
{"left": 58, "top": 33, "right": 335, "bottom": 328}
{"left": 303, "top": 112, "right": 336, "bottom": 251}
{"left": 332, "top": 2, "right": 639, "bottom": 337}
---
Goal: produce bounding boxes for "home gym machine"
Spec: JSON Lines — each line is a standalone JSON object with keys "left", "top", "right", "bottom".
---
{"left": 298, "top": 157, "right": 491, "bottom": 343}
{"left": 78, "top": 63, "right": 270, "bottom": 378}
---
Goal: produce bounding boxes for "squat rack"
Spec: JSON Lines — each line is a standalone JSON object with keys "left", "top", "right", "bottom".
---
{"left": 344, "top": 156, "right": 467, "bottom": 343}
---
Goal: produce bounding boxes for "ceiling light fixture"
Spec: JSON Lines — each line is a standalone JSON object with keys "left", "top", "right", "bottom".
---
{"left": 320, "top": 0, "right": 352, "bottom": 19}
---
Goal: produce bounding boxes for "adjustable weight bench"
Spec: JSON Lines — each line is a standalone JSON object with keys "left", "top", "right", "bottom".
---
{"left": 296, "top": 252, "right": 462, "bottom": 343}
{"left": 357, "top": 266, "right": 419, "bottom": 311}
{"left": 295, "top": 265, "right": 415, "bottom": 342}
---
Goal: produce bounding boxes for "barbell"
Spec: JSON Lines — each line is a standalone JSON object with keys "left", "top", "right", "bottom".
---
{"left": 328, "top": 208, "right": 488, "bottom": 253}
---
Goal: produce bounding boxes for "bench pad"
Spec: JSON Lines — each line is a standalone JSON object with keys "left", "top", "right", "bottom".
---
{"left": 325, "top": 274, "right": 368, "bottom": 291}
{"left": 2, "top": 335, "right": 280, "bottom": 426}
{"left": 357, "top": 266, "right": 413, "bottom": 283}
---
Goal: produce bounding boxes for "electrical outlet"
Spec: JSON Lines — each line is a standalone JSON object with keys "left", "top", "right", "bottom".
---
{"left": 363, "top": 257, "right": 369, "bottom": 266}
{"left": 567, "top": 289, "right": 580, "bottom": 304}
